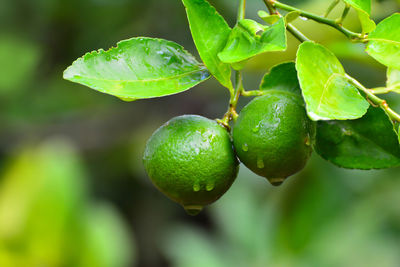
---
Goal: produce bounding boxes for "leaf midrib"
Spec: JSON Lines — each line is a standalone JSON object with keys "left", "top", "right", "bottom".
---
{"left": 343, "top": 121, "right": 400, "bottom": 159}
{"left": 69, "top": 67, "right": 208, "bottom": 84}
{"left": 368, "top": 38, "right": 400, "bottom": 46}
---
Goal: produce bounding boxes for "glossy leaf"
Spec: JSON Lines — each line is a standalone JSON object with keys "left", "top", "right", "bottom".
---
{"left": 218, "top": 18, "right": 287, "bottom": 63}
{"left": 63, "top": 37, "right": 210, "bottom": 100}
{"left": 366, "top": 14, "right": 400, "bottom": 69}
{"left": 342, "top": 0, "right": 375, "bottom": 33}
{"left": 182, "top": 0, "right": 233, "bottom": 90}
{"left": 260, "top": 62, "right": 301, "bottom": 95}
{"left": 296, "top": 42, "right": 369, "bottom": 121}
{"left": 285, "top": 11, "right": 301, "bottom": 24}
{"left": 343, "top": 0, "right": 371, "bottom": 13}
{"left": 258, "top": 10, "right": 280, "bottom": 24}
{"left": 386, "top": 67, "right": 400, "bottom": 93}
{"left": 315, "top": 107, "right": 400, "bottom": 169}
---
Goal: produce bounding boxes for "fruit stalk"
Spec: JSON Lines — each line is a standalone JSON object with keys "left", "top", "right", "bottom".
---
{"left": 219, "top": 0, "right": 246, "bottom": 126}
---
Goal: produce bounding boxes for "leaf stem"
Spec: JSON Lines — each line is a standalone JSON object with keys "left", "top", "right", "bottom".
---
{"left": 286, "top": 24, "right": 311, "bottom": 42}
{"left": 218, "top": 0, "right": 246, "bottom": 127}
{"left": 241, "top": 90, "right": 266, "bottom": 97}
{"left": 345, "top": 74, "right": 400, "bottom": 122}
{"left": 368, "top": 87, "right": 393, "bottom": 95}
{"left": 324, "top": 0, "right": 340, "bottom": 18}
{"left": 238, "top": 0, "right": 246, "bottom": 21}
{"left": 336, "top": 4, "right": 351, "bottom": 24}
{"left": 262, "top": 0, "right": 311, "bottom": 43}
{"left": 268, "top": 0, "right": 364, "bottom": 40}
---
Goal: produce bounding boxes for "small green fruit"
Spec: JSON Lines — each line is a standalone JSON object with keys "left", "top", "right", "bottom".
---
{"left": 233, "top": 90, "right": 315, "bottom": 185}
{"left": 143, "top": 115, "right": 239, "bottom": 215}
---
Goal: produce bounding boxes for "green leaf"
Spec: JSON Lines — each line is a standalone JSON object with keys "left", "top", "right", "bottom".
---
{"left": 258, "top": 10, "right": 280, "bottom": 24}
{"left": 315, "top": 106, "right": 400, "bottom": 169}
{"left": 366, "top": 14, "right": 400, "bottom": 69}
{"left": 296, "top": 42, "right": 369, "bottom": 121}
{"left": 285, "top": 11, "right": 301, "bottom": 24}
{"left": 182, "top": 0, "right": 233, "bottom": 90}
{"left": 357, "top": 11, "right": 376, "bottom": 33}
{"left": 343, "top": 0, "right": 371, "bottom": 14}
{"left": 342, "top": 0, "right": 375, "bottom": 33}
{"left": 260, "top": 62, "right": 301, "bottom": 95}
{"left": 63, "top": 37, "right": 210, "bottom": 100}
{"left": 387, "top": 67, "right": 400, "bottom": 93}
{"left": 218, "top": 18, "right": 287, "bottom": 63}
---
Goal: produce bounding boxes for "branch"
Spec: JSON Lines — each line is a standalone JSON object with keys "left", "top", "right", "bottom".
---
{"left": 263, "top": 0, "right": 311, "bottom": 43}
{"left": 268, "top": 0, "right": 364, "bottom": 40}
{"left": 219, "top": 0, "right": 246, "bottom": 126}
{"left": 346, "top": 74, "right": 400, "bottom": 122}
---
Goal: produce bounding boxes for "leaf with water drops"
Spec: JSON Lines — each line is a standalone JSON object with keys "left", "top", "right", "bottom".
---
{"left": 182, "top": 0, "right": 233, "bottom": 90}
{"left": 315, "top": 106, "right": 400, "bottom": 169}
{"left": 63, "top": 37, "right": 210, "bottom": 100}
{"left": 342, "top": 0, "right": 375, "bottom": 33}
{"left": 260, "top": 62, "right": 301, "bottom": 95}
{"left": 218, "top": 18, "right": 287, "bottom": 63}
{"left": 366, "top": 14, "right": 400, "bottom": 69}
{"left": 296, "top": 42, "right": 369, "bottom": 121}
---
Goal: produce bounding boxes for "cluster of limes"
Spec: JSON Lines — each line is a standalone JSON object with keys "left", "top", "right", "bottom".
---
{"left": 143, "top": 90, "right": 315, "bottom": 215}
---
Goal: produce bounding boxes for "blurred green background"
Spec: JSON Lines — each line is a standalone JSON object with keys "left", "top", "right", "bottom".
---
{"left": 1, "top": 0, "right": 400, "bottom": 266}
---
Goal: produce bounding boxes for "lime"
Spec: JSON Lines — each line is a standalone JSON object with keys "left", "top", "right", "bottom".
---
{"left": 233, "top": 90, "right": 315, "bottom": 185}
{"left": 143, "top": 115, "right": 239, "bottom": 215}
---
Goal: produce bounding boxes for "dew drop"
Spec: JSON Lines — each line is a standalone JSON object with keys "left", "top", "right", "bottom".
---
{"left": 206, "top": 182, "right": 215, "bottom": 191}
{"left": 257, "top": 157, "right": 264, "bottom": 169}
{"left": 242, "top": 143, "right": 249, "bottom": 152}
{"left": 305, "top": 136, "right": 311, "bottom": 146}
{"left": 252, "top": 125, "right": 260, "bottom": 133}
{"left": 343, "top": 130, "right": 352, "bottom": 136}
{"left": 193, "top": 182, "right": 201, "bottom": 192}
{"left": 268, "top": 177, "right": 285, "bottom": 186}
{"left": 184, "top": 205, "right": 203, "bottom": 216}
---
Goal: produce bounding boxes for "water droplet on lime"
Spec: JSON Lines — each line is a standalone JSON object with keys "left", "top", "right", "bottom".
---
{"left": 193, "top": 182, "right": 201, "bottom": 192}
{"left": 252, "top": 125, "right": 260, "bottom": 133}
{"left": 305, "top": 136, "right": 311, "bottom": 146}
{"left": 257, "top": 157, "right": 264, "bottom": 169}
{"left": 206, "top": 182, "right": 215, "bottom": 191}
{"left": 268, "top": 177, "right": 284, "bottom": 186}
{"left": 242, "top": 143, "right": 249, "bottom": 152}
{"left": 184, "top": 205, "right": 203, "bottom": 216}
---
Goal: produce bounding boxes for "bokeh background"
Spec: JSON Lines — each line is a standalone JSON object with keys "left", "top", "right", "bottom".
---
{"left": 1, "top": 0, "right": 400, "bottom": 266}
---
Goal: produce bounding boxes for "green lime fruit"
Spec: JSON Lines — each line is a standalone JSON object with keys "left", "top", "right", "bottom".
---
{"left": 143, "top": 115, "right": 239, "bottom": 215}
{"left": 233, "top": 90, "right": 315, "bottom": 186}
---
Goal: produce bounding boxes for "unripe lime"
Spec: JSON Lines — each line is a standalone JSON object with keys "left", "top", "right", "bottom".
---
{"left": 143, "top": 115, "right": 239, "bottom": 215}
{"left": 232, "top": 90, "right": 315, "bottom": 186}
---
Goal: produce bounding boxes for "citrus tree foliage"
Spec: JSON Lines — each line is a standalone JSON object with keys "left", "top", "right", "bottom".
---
{"left": 64, "top": 0, "right": 400, "bottom": 183}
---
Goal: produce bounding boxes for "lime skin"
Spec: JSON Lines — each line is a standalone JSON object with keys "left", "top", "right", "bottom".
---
{"left": 143, "top": 115, "right": 239, "bottom": 215}
{"left": 232, "top": 90, "right": 315, "bottom": 185}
